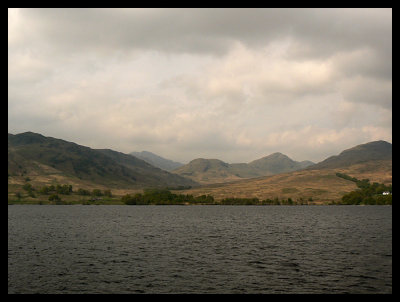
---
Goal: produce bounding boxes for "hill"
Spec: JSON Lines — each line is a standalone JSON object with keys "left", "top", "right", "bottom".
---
{"left": 308, "top": 140, "right": 392, "bottom": 170}
{"left": 8, "top": 132, "right": 197, "bottom": 190}
{"left": 175, "top": 160, "right": 392, "bottom": 204}
{"left": 173, "top": 158, "right": 244, "bottom": 184}
{"left": 129, "top": 151, "right": 184, "bottom": 171}
{"left": 247, "top": 152, "right": 314, "bottom": 175}
{"left": 172, "top": 153, "right": 314, "bottom": 184}
{"left": 174, "top": 141, "right": 392, "bottom": 204}
{"left": 8, "top": 134, "right": 391, "bottom": 204}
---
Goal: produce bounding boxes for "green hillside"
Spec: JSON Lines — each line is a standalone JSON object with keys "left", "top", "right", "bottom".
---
{"left": 8, "top": 132, "right": 197, "bottom": 189}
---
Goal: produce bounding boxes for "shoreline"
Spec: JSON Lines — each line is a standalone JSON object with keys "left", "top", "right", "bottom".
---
{"left": 8, "top": 200, "right": 391, "bottom": 206}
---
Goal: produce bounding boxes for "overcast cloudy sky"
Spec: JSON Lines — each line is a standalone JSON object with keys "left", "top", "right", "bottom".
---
{"left": 8, "top": 8, "right": 392, "bottom": 163}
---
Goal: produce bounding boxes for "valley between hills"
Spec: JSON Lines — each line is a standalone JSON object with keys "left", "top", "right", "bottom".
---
{"left": 8, "top": 132, "right": 392, "bottom": 205}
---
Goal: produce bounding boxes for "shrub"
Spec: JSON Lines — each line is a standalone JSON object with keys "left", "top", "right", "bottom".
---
{"left": 103, "top": 189, "right": 112, "bottom": 197}
{"left": 39, "top": 186, "right": 50, "bottom": 195}
{"left": 92, "top": 189, "right": 103, "bottom": 196}
{"left": 56, "top": 184, "right": 72, "bottom": 195}
{"left": 77, "top": 188, "right": 91, "bottom": 196}
{"left": 122, "top": 193, "right": 143, "bottom": 205}
{"left": 22, "top": 183, "right": 33, "bottom": 191}
{"left": 49, "top": 194, "right": 61, "bottom": 202}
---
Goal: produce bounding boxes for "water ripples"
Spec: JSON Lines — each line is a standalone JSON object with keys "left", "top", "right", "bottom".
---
{"left": 8, "top": 205, "right": 392, "bottom": 294}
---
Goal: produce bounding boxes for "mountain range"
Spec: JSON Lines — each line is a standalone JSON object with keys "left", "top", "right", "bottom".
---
{"left": 176, "top": 141, "right": 392, "bottom": 203}
{"left": 172, "top": 153, "right": 315, "bottom": 184}
{"left": 8, "top": 132, "right": 392, "bottom": 203}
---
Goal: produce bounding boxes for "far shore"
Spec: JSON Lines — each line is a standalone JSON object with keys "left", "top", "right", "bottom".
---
{"left": 8, "top": 200, "right": 391, "bottom": 206}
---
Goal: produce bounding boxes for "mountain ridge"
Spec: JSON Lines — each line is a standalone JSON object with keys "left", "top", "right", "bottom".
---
{"left": 129, "top": 150, "right": 184, "bottom": 171}
{"left": 307, "top": 140, "right": 392, "bottom": 170}
{"left": 172, "top": 152, "right": 315, "bottom": 184}
{"left": 8, "top": 132, "right": 197, "bottom": 189}
{"left": 173, "top": 140, "right": 392, "bottom": 203}
{"left": 8, "top": 132, "right": 392, "bottom": 199}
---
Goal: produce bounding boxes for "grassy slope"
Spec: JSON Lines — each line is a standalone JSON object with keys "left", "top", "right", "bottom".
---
{"left": 8, "top": 132, "right": 197, "bottom": 192}
{"left": 8, "top": 160, "right": 392, "bottom": 204}
{"left": 174, "top": 160, "right": 392, "bottom": 204}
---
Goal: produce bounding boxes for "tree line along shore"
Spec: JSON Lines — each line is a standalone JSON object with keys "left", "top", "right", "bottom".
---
{"left": 8, "top": 173, "right": 391, "bottom": 205}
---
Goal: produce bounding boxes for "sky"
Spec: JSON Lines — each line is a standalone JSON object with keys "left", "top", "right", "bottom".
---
{"left": 8, "top": 8, "right": 392, "bottom": 164}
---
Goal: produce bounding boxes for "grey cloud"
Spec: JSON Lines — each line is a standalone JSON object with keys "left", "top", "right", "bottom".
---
{"left": 330, "top": 48, "right": 392, "bottom": 81}
{"left": 8, "top": 8, "right": 392, "bottom": 163}
{"left": 339, "top": 76, "right": 392, "bottom": 109}
{"left": 15, "top": 8, "right": 391, "bottom": 58}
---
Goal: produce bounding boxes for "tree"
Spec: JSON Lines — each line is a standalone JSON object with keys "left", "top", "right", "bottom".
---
{"left": 39, "top": 186, "right": 50, "bottom": 195}
{"left": 341, "top": 190, "right": 364, "bottom": 205}
{"left": 56, "top": 184, "right": 72, "bottom": 195}
{"left": 15, "top": 192, "right": 22, "bottom": 201}
{"left": 103, "top": 189, "right": 112, "bottom": 197}
{"left": 49, "top": 194, "right": 61, "bottom": 202}
{"left": 22, "top": 183, "right": 33, "bottom": 192}
{"left": 92, "top": 189, "right": 103, "bottom": 196}
{"left": 273, "top": 198, "right": 280, "bottom": 205}
{"left": 122, "top": 193, "right": 143, "bottom": 205}
{"left": 77, "top": 188, "right": 90, "bottom": 196}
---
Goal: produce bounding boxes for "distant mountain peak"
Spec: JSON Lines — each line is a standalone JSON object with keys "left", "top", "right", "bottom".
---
{"left": 189, "top": 158, "right": 227, "bottom": 164}
{"left": 173, "top": 154, "right": 314, "bottom": 184}
{"left": 261, "top": 152, "right": 290, "bottom": 160}
{"left": 129, "top": 151, "right": 184, "bottom": 171}
{"left": 8, "top": 131, "right": 47, "bottom": 145}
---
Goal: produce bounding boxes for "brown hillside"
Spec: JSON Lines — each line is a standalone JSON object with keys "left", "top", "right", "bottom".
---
{"left": 175, "top": 160, "right": 392, "bottom": 204}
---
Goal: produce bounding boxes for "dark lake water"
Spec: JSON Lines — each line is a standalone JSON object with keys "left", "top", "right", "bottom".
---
{"left": 8, "top": 205, "right": 392, "bottom": 294}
